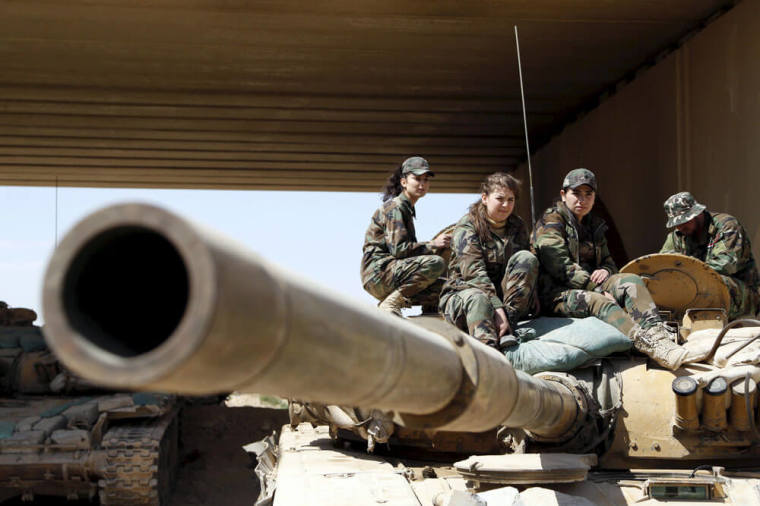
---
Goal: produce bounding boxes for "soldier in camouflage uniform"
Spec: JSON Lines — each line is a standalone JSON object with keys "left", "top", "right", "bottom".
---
{"left": 361, "top": 156, "right": 451, "bottom": 315}
{"left": 440, "top": 173, "right": 539, "bottom": 349}
{"left": 532, "top": 168, "right": 689, "bottom": 370}
{"left": 660, "top": 192, "right": 760, "bottom": 319}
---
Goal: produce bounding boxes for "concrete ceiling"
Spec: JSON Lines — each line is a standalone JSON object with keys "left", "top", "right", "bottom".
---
{"left": 0, "top": 0, "right": 736, "bottom": 192}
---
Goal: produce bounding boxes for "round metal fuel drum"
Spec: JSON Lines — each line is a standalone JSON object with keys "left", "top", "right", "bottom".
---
{"left": 620, "top": 253, "right": 729, "bottom": 319}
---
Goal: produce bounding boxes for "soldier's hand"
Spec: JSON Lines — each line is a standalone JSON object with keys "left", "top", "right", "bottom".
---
{"left": 494, "top": 308, "right": 511, "bottom": 337}
{"left": 602, "top": 291, "right": 615, "bottom": 302}
{"left": 430, "top": 233, "right": 452, "bottom": 249}
{"left": 590, "top": 268, "right": 610, "bottom": 285}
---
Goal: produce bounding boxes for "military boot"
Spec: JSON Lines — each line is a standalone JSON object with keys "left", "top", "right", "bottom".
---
{"left": 498, "top": 313, "right": 519, "bottom": 349}
{"left": 631, "top": 324, "right": 688, "bottom": 371}
{"left": 498, "top": 334, "right": 518, "bottom": 350}
{"left": 377, "top": 289, "right": 407, "bottom": 316}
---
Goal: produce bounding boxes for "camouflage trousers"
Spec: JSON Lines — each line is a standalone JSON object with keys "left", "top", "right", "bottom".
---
{"left": 441, "top": 251, "right": 539, "bottom": 344}
{"left": 722, "top": 275, "right": 760, "bottom": 320}
{"left": 363, "top": 255, "right": 446, "bottom": 308}
{"left": 551, "top": 273, "right": 660, "bottom": 337}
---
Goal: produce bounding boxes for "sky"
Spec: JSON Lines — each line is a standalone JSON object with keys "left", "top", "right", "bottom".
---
{"left": 0, "top": 185, "right": 478, "bottom": 323}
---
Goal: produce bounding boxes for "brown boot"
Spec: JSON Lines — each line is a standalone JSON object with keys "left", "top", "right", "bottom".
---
{"left": 631, "top": 324, "right": 688, "bottom": 371}
{"left": 377, "top": 289, "right": 407, "bottom": 316}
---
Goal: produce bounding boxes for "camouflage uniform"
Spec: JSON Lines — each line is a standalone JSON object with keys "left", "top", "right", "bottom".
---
{"left": 439, "top": 213, "right": 538, "bottom": 345}
{"left": 361, "top": 192, "right": 446, "bottom": 307}
{"left": 532, "top": 202, "right": 661, "bottom": 337}
{"left": 660, "top": 192, "right": 760, "bottom": 319}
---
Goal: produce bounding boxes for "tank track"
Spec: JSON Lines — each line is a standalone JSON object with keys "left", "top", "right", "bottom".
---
{"left": 99, "top": 409, "right": 179, "bottom": 505}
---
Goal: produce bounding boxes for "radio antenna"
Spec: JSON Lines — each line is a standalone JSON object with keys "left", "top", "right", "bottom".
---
{"left": 514, "top": 25, "right": 536, "bottom": 225}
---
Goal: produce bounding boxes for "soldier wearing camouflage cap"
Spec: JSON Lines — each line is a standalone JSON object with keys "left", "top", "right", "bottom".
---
{"left": 361, "top": 157, "right": 452, "bottom": 315}
{"left": 661, "top": 192, "right": 759, "bottom": 319}
{"left": 562, "top": 167, "right": 597, "bottom": 192}
{"left": 531, "top": 168, "right": 691, "bottom": 370}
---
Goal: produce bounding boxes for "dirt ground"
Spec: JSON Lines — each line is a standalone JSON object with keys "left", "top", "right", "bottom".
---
{"left": 169, "top": 396, "right": 289, "bottom": 506}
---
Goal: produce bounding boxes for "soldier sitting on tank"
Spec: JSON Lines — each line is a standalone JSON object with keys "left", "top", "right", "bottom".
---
{"left": 439, "top": 172, "right": 539, "bottom": 349}
{"left": 531, "top": 168, "right": 689, "bottom": 370}
{"left": 660, "top": 191, "right": 760, "bottom": 320}
{"left": 361, "top": 156, "right": 452, "bottom": 315}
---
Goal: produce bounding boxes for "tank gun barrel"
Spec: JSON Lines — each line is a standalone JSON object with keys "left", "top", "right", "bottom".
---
{"left": 43, "top": 204, "right": 580, "bottom": 437}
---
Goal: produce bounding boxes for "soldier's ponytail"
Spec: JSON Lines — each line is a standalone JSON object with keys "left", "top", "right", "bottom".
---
{"left": 381, "top": 164, "right": 405, "bottom": 202}
{"left": 468, "top": 172, "right": 521, "bottom": 243}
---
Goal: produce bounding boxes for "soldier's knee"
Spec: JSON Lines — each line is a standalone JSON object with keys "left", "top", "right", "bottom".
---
{"left": 424, "top": 255, "right": 446, "bottom": 277}
{"left": 586, "top": 292, "right": 621, "bottom": 316}
{"left": 512, "top": 250, "right": 539, "bottom": 271}
{"left": 614, "top": 273, "right": 645, "bottom": 287}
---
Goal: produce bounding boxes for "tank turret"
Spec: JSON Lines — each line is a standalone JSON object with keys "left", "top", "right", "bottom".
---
{"left": 40, "top": 204, "right": 760, "bottom": 504}
{"left": 42, "top": 203, "right": 583, "bottom": 442}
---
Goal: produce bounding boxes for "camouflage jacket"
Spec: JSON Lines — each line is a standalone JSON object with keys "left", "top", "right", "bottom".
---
{"left": 440, "top": 213, "right": 530, "bottom": 310}
{"left": 660, "top": 211, "right": 759, "bottom": 289}
{"left": 531, "top": 203, "right": 617, "bottom": 301}
{"left": 361, "top": 193, "right": 433, "bottom": 285}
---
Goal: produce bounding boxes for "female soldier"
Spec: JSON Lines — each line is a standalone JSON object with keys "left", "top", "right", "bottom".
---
{"left": 439, "top": 172, "right": 538, "bottom": 349}
{"left": 361, "top": 156, "right": 451, "bottom": 315}
{"left": 531, "top": 168, "right": 689, "bottom": 370}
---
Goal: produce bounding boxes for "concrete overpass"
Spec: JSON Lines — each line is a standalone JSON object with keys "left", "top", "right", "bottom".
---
{"left": 0, "top": 0, "right": 740, "bottom": 193}
{"left": 3, "top": 0, "right": 758, "bottom": 262}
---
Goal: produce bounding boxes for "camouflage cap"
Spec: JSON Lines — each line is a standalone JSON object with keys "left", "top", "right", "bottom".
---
{"left": 401, "top": 156, "right": 434, "bottom": 177}
{"left": 562, "top": 168, "right": 597, "bottom": 191}
{"left": 663, "top": 192, "right": 706, "bottom": 228}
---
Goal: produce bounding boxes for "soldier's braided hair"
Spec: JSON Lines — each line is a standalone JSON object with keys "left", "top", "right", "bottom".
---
{"left": 381, "top": 163, "right": 405, "bottom": 202}
{"left": 468, "top": 172, "right": 521, "bottom": 243}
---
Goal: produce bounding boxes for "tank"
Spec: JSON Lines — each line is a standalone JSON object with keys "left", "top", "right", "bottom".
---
{"left": 39, "top": 203, "right": 760, "bottom": 505}
{"left": 0, "top": 302, "right": 180, "bottom": 505}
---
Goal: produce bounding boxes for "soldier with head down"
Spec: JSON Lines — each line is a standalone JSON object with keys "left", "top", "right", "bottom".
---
{"left": 531, "top": 168, "right": 690, "bottom": 370}
{"left": 660, "top": 192, "right": 760, "bottom": 319}
{"left": 361, "top": 156, "right": 452, "bottom": 315}
{"left": 439, "top": 172, "right": 539, "bottom": 349}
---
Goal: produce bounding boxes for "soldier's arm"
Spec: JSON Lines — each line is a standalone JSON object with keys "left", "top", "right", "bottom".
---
{"left": 599, "top": 237, "right": 618, "bottom": 275}
{"left": 660, "top": 233, "right": 677, "bottom": 254}
{"left": 455, "top": 225, "right": 502, "bottom": 309}
{"left": 533, "top": 220, "right": 594, "bottom": 290}
{"left": 706, "top": 223, "right": 743, "bottom": 276}
{"left": 384, "top": 206, "right": 433, "bottom": 259}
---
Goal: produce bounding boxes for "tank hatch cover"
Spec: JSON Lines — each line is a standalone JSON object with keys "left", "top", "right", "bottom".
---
{"left": 454, "top": 453, "right": 597, "bottom": 484}
{"left": 620, "top": 254, "right": 729, "bottom": 319}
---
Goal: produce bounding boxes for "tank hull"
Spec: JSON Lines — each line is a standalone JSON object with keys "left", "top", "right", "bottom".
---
{"left": 259, "top": 423, "right": 760, "bottom": 506}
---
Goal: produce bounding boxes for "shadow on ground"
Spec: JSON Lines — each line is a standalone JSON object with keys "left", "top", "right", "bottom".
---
{"left": 169, "top": 404, "right": 289, "bottom": 506}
